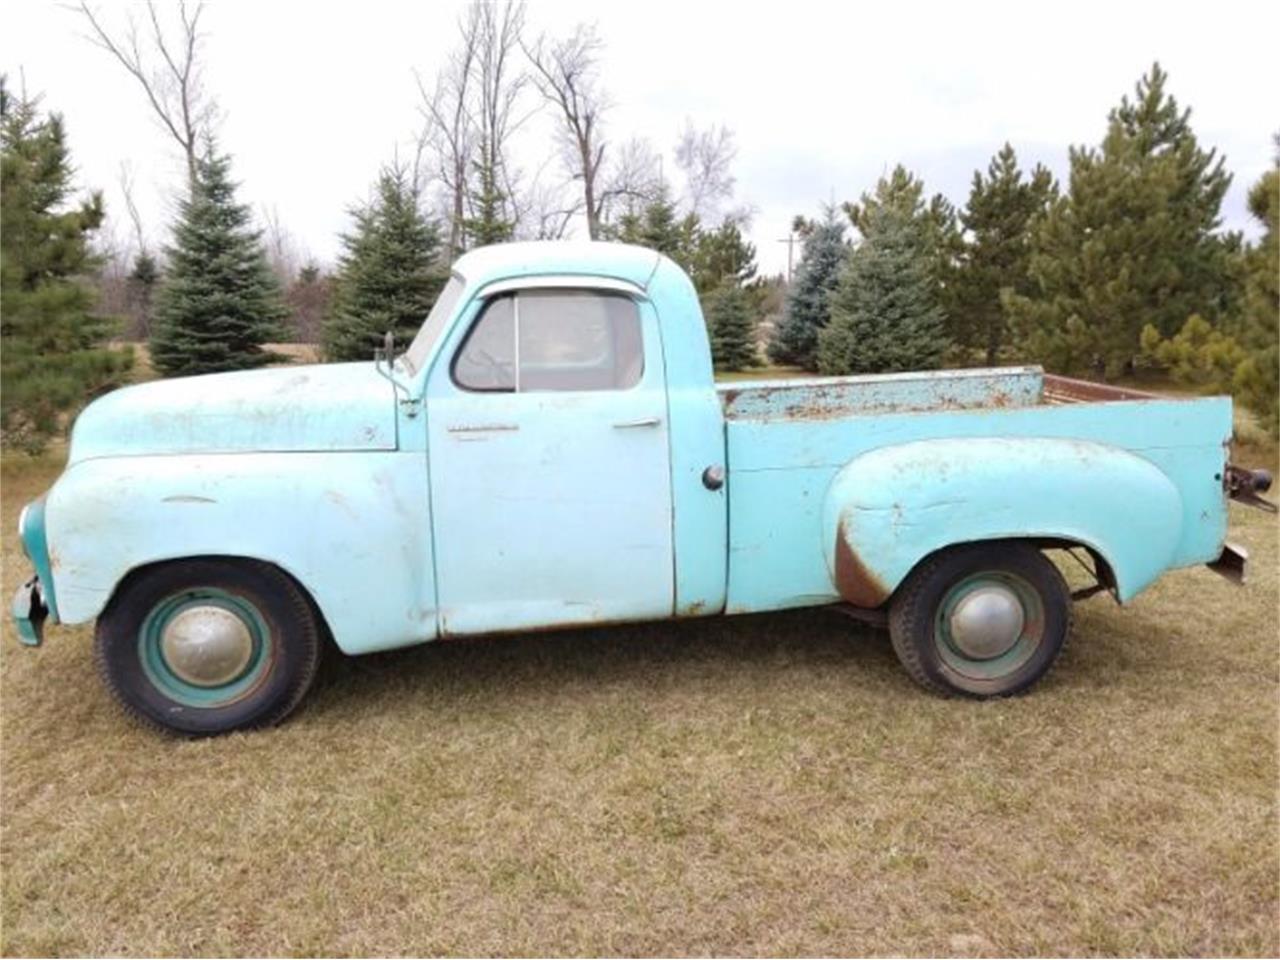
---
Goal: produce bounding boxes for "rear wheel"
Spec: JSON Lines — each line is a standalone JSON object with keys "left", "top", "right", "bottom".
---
{"left": 888, "top": 542, "right": 1072, "bottom": 698}
{"left": 95, "top": 559, "right": 321, "bottom": 735}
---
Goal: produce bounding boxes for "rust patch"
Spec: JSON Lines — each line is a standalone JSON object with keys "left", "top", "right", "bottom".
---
{"left": 677, "top": 599, "right": 709, "bottom": 618}
{"left": 1042, "top": 374, "right": 1161, "bottom": 404}
{"left": 833, "top": 518, "right": 889, "bottom": 608}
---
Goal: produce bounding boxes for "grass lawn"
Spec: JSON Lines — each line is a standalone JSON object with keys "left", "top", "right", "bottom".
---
{"left": 2, "top": 405, "right": 1277, "bottom": 955}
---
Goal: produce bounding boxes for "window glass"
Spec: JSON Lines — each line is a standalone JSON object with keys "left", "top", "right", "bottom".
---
{"left": 404, "top": 274, "right": 465, "bottom": 374}
{"left": 518, "top": 291, "right": 643, "bottom": 392}
{"left": 453, "top": 295, "right": 515, "bottom": 391}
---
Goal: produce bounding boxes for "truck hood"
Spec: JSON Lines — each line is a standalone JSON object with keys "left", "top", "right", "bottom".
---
{"left": 67, "top": 363, "right": 398, "bottom": 463}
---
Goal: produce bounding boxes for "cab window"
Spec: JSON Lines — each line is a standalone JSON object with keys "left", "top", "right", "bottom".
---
{"left": 452, "top": 290, "right": 643, "bottom": 393}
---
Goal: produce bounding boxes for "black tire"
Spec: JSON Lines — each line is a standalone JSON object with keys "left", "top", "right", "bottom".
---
{"left": 95, "top": 558, "right": 322, "bottom": 735}
{"left": 888, "top": 541, "right": 1072, "bottom": 698}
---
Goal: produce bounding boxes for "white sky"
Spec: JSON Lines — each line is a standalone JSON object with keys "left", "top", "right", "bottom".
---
{"left": 5, "top": 0, "right": 1277, "bottom": 276}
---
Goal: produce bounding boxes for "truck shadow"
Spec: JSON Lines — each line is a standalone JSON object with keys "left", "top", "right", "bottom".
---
{"left": 308, "top": 608, "right": 910, "bottom": 717}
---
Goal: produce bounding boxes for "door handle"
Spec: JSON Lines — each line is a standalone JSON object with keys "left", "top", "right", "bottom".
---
{"left": 447, "top": 423, "right": 519, "bottom": 434}
{"left": 612, "top": 416, "right": 661, "bottom": 429}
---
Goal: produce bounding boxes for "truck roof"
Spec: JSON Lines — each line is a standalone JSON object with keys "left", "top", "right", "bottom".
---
{"left": 452, "top": 241, "right": 663, "bottom": 291}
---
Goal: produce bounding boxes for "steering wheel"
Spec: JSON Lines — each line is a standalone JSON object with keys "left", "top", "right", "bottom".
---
{"left": 468, "top": 346, "right": 515, "bottom": 388}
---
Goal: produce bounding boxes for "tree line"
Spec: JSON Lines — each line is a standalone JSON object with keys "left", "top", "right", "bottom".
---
{"left": 1, "top": 1, "right": 1276, "bottom": 452}
{"left": 771, "top": 65, "right": 1276, "bottom": 434}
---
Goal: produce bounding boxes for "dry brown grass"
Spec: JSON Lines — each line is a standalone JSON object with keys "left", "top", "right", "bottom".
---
{"left": 117, "top": 342, "right": 321, "bottom": 384}
{"left": 2, "top": 449, "right": 1278, "bottom": 956}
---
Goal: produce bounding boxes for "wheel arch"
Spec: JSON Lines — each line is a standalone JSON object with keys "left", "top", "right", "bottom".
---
{"left": 102, "top": 554, "right": 336, "bottom": 647}
{"left": 881, "top": 535, "right": 1119, "bottom": 609}
{"left": 824, "top": 437, "right": 1183, "bottom": 608}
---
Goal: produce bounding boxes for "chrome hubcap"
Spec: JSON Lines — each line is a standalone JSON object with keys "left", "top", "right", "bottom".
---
{"left": 160, "top": 605, "right": 254, "bottom": 687}
{"left": 947, "top": 585, "right": 1025, "bottom": 660}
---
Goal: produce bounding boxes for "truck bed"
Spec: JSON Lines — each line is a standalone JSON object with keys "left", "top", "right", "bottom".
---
{"left": 716, "top": 366, "right": 1159, "bottom": 421}
{"left": 716, "top": 366, "right": 1231, "bottom": 615}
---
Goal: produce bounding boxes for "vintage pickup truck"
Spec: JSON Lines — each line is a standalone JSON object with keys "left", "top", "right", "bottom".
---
{"left": 12, "top": 242, "right": 1273, "bottom": 734}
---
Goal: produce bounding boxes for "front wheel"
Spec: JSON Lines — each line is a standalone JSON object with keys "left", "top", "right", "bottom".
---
{"left": 888, "top": 542, "right": 1072, "bottom": 698}
{"left": 95, "top": 558, "right": 322, "bottom": 735}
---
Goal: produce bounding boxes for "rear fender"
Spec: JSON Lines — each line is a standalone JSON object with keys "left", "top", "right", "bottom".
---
{"left": 822, "top": 437, "right": 1184, "bottom": 606}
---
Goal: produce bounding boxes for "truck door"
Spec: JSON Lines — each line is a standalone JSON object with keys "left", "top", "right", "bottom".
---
{"left": 425, "top": 286, "right": 674, "bottom": 636}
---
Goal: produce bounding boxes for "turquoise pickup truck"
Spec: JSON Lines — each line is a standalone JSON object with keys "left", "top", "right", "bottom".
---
{"left": 12, "top": 242, "right": 1273, "bottom": 735}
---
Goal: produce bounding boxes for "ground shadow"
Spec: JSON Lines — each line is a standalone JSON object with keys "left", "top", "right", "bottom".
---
{"left": 308, "top": 606, "right": 905, "bottom": 715}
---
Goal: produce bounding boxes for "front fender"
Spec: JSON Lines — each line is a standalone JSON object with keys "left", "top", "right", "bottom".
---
{"left": 822, "top": 437, "right": 1184, "bottom": 606}
{"left": 44, "top": 452, "right": 435, "bottom": 654}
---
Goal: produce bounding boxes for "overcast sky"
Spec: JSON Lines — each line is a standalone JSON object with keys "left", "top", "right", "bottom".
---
{"left": 5, "top": 0, "right": 1277, "bottom": 276}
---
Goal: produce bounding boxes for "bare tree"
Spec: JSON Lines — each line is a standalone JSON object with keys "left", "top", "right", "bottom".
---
{"left": 118, "top": 162, "right": 149, "bottom": 257}
{"left": 601, "top": 137, "right": 663, "bottom": 223}
{"left": 261, "top": 205, "right": 302, "bottom": 286}
{"left": 416, "top": 1, "right": 531, "bottom": 249}
{"left": 76, "top": 0, "right": 215, "bottom": 191}
{"left": 675, "top": 121, "right": 737, "bottom": 222}
{"left": 523, "top": 23, "right": 610, "bottom": 239}
{"left": 415, "top": 3, "right": 481, "bottom": 258}
{"left": 471, "top": 0, "right": 530, "bottom": 232}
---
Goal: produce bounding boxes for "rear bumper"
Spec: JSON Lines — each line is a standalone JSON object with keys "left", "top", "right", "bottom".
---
{"left": 1206, "top": 542, "right": 1249, "bottom": 586}
{"left": 12, "top": 576, "right": 48, "bottom": 646}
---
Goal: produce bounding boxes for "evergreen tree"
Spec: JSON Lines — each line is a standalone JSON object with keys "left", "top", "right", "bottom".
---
{"left": 149, "top": 148, "right": 287, "bottom": 377}
{"left": 1144, "top": 140, "right": 1279, "bottom": 434}
{"left": 286, "top": 262, "right": 332, "bottom": 344}
{"left": 324, "top": 168, "right": 445, "bottom": 361}
{"left": 817, "top": 200, "right": 948, "bottom": 375}
{"left": 1233, "top": 147, "right": 1279, "bottom": 433}
{"left": 462, "top": 147, "right": 515, "bottom": 248}
{"left": 844, "top": 165, "right": 962, "bottom": 309}
{"left": 125, "top": 250, "right": 160, "bottom": 339}
{"left": 1, "top": 78, "right": 131, "bottom": 452}
{"left": 952, "top": 144, "right": 1057, "bottom": 364}
{"left": 767, "top": 208, "right": 847, "bottom": 369}
{"left": 610, "top": 184, "right": 700, "bottom": 270}
{"left": 705, "top": 281, "right": 760, "bottom": 371}
{"left": 1006, "top": 63, "right": 1236, "bottom": 378}
{"left": 688, "top": 218, "right": 757, "bottom": 296}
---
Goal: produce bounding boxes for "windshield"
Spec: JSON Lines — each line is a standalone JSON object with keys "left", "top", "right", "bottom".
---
{"left": 403, "top": 274, "right": 465, "bottom": 374}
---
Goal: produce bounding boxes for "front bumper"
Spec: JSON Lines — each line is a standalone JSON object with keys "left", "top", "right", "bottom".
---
{"left": 12, "top": 576, "right": 48, "bottom": 646}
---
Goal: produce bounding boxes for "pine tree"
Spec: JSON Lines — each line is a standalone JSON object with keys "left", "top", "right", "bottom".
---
{"left": 1006, "top": 63, "right": 1236, "bottom": 378}
{"left": 705, "top": 281, "right": 760, "bottom": 371}
{"left": 688, "top": 218, "right": 757, "bottom": 296}
{"left": 767, "top": 208, "right": 847, "bottom": 369}
{"left": 324, "top": 168, "right": 445, "bottom": 361}
{"left": 285, "top": 262, "right": 332, "bottom": 344}
{"left": 952, "top": 144, "right": 1057, "bottom": 364}
{"left": 610, "top": 185, "right": 700, "bottom": 268}
{"left": 1, "top": 78, "right": 131, "bottom": 452}
{"left": 149, "top": 148, "right": 287, "bottom": 377}
{"left": 1232, "top": 147, "right": 1279, "bottom": 433}
{"left": 844, "top": 164, "right": 962, "bottom": 309}
{"left": 817, "top": 200, "right": 948, "bottom": 375}
{"left": 125, "top": 250, "right": 160, "bottom": 339}
{"left": 462, "top": 148, "right": 515, "bottom": 248}
{"left": 1146, "top": 141, "right": 1279, "bottom": 434}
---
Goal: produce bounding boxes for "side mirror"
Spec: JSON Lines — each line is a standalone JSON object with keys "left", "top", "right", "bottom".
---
{"left": 373, "top": 329, "right": 421, "bottom": 419}
{"left": 374, "top": 330, "right": 395, "bottom": 367}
